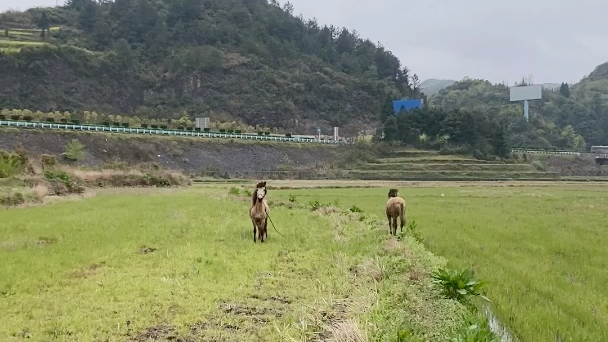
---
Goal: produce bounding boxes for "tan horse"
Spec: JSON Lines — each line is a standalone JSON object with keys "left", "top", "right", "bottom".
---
{"left": 386, "top": 188, "right": 406, "bottom": 236}
{"left": 250, "top": 181, "right": 269, "bottom": 243}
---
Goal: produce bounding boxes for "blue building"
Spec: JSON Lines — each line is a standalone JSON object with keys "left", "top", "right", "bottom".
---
{"left": 392, "top": 99, "right": 424, "bottom": 114}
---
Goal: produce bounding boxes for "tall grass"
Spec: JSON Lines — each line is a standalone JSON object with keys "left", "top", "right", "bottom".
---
{"left": 271, "top": 185, "right": 608, "bottom": 341}
{"left": 0, "top": 186, "right": 472, "bottom": 341}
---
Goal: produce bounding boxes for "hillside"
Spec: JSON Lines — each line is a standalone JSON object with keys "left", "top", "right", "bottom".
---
{"left": 417, "top": 68, "right": 608, "bottom": 152}
{"left": 0, "top": 0, "right": 421, "bottom": 136}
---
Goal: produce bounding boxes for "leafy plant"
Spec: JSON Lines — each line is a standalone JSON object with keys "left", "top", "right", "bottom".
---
{"left": 349, "top": 205, "right": 363, "bottom": 213}
{"left": 288, "top": 194, "right": 296, "bottom": 202}
{"left": 62, "top": 139, "right": 85, "bottom": 162}
{"left": 229, "top": 187, "right": 240, "bottom": 195}
{"left": 396, "top": 328, "right": 425, "bottom": 342}
{"left": 309, "top": 199, "right": 322, "bottom": 211}
{"left": 450, "top": 314, "right": 499, "bottom": 342}
{"left": 243, "top": 189, "right": 252, "bottom": 197}
{"left": 432, "top": 268, "right": 490, "bottom": 304}
{"left": 397, "top": 220, "right": 422, "bottom": 242}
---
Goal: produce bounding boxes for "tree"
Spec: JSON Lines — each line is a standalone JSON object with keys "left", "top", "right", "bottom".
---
{"left": 37, "top": 11, "right": 50, "bottom": 39}
{"left": 494, "top": 126, "right": 509, "bottom": 158}
{"left": 559, "top": 83, "right": 570, "bottom": 97}
{"left": 79, "top": 1, "right": 99, "bottom": 33}
{"left": 381, "top": 95, "right": 395, "bottom": 121}
{"left": 383, "top": 116, "right": 399, "bottom": 141}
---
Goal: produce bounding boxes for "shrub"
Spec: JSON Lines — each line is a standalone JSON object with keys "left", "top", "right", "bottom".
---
{"left": 0, "top": 190, "right": 27, "bottom": 207}
{"left": 449, "top": 314, "right": 499, "bottom": 342}
{"left": 531, "top": 160, "right": 546, "bottom": 171}
{"left": 349, "top": 205, "right": 363, "bottom": 213}
{"left": 229, "top": 187, "right": 240, "bottom": 195}
{"left": 398, "top": 220, "right": 422, "bottom": 242}
{"left": 62, "top": 139, "right": 85, "bottom": 162}
{"left": 0, "top": 150, "right": 28, "bottom": 178}
{"left": 288, "top": 194, "right": 297, "bottom": 203}
{"left": 44, "top": 170, "right": 85, "bottom": 195}
{"left": 243, "top": 188, "right": 252, "bottom": 197}
{"left": 309, "top": 199, "right": 322, "bottom": 211}
{"left": 432, "top": 268, "right": 490, "bottom": 304}
{"left": 41, "top": 154, "right": 57, "bottom": 167}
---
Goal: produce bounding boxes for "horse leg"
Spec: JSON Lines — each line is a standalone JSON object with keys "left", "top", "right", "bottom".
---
{"left": 387, "top": 213, "right": 392, "bottom": 234}
{"left": 260, "top": 218, "right": 267, "bottom": 242}
{"left": 252, "top": 219, "right": 257, "bottom": 243}
{"left": 392, "top": 217, "right": 397, "bottom": 236}
{"left": 400, "top": 204, "right": 405, "bottom": 233}
{"left": 263, "top": 217, "right": 268, "bottom": 242}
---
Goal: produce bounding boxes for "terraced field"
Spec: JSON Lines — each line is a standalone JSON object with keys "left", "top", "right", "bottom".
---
{"left": 346, "top": 149, "right": 559, "bottom": 181}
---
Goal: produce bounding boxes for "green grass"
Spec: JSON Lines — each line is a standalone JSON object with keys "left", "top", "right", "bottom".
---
{"left": 373, "top": 155, "right": 488, "bottom": 164}
{"left": 0, "top": 186, "right": 470, "bottom": 341}
{"left": 0, "top": 39, "right": 47, "bottom": 47}
{"left": 272, "top": 184, "right": 608, "bottom": 342}
{"left": 355, "top": 163, "right": 535, "bottom": 171}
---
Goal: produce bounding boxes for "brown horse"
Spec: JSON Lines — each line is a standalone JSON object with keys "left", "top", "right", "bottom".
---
{"left": 386, "top": 188, "right": 406, "bottom": 236}
{"left": 250, "top": 181, "right": 269, "bottom": 243}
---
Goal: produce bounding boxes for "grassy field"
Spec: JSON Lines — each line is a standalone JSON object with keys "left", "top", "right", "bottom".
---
{"left": 269, "top": 181, "right": 608, "bottom": 342}
{"left": 0, "top": 186, "right": 474, "bottom": 342}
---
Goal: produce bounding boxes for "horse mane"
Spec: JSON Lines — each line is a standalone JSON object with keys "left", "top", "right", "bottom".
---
{"left": 388, "top": 188, "right": 399, "bottom": 198}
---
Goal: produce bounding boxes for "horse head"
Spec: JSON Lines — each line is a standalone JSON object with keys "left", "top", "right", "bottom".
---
{"left": 255, "top": 186, "right": 266, "bottom": 200}
{"left": 388, "top": 188, "right": 399, "bottom": 198}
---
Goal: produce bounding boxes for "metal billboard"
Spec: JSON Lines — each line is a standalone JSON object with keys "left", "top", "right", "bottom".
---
{"left": 393, "top": 99, "right": 424, "bottom": 114}
{"left": 509, "top": 85, "right": 542, "bottom": 101}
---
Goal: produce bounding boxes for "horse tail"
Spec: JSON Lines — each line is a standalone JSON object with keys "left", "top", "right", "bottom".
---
{"left": 399, "top": 202, "right": 406, "bottom": 228}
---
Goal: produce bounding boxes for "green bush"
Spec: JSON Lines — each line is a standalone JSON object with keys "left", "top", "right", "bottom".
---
{"left": 229, "top": 187, "right": 240, "bottom": 195}
{"left": 44, "top": 169, "right": 85, "bottom": 194}
{"left": 288, "top": 194, "right": 297, "bottom": 203}
{"left": 0, "top": 150, "right": 28, "bottom": 178}
{"left": 449, "top": 314, "right": 499, "bottom": 342}
{"left": 309, "top": 199, "right": 322, "bottom": 211}
{"left": 0, "top": 190, "right": 28, "bottom": 207}
{"left": 62, "top": 139, "right": 85, "bottom": 162}
{"left": 432, "top": 268, "right": 490, "bottom": 304}
{"left": 349, "top": 205, "right": 363, "bottom": 213}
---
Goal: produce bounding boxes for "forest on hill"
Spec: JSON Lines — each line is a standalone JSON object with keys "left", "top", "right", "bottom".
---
{"left": 0, "top": 0, "right": 422, "bottom": 135}
{"left": 382, "top": 63, "right": 608, "bottom": 158}
{"left": 1, "top": 0, "right": 607, "bottom": 157}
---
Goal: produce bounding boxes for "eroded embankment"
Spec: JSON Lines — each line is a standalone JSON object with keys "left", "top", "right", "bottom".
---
{"left": 0, "top": 128, "right": 343, "bottom": 174}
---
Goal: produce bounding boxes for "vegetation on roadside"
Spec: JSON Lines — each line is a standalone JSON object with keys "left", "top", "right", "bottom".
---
{"left": 0, "top": 143, "right": 190, "bottom": 208}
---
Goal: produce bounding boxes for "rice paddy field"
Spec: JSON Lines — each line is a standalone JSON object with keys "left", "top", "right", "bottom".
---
{"left": 0, "top": 185, "right": 471, "bottom": 342}
{"left": 270, "top": 180, "right": 608, "bottom": 342}
{"left": 2, "top": 180, "right": 607, "bottom": 342}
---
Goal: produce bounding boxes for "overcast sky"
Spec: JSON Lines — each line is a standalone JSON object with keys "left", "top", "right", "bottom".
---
{"left": 2, "top": 0, "right": 606, "bottom": 85}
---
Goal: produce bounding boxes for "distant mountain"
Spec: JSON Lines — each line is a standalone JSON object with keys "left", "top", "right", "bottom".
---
{"left": 421, "top": 79, "right": 562, "bottom": 96}
{"left": 420, "top": 79, "right": 456, "bottom": 96}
